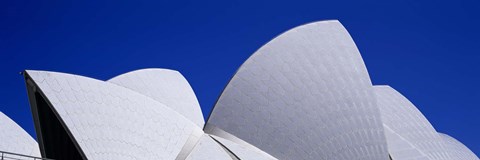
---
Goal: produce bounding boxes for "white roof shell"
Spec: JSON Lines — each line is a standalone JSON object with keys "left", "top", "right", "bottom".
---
{"left": 207, "top": 20, "right": 389, "bottom": 160}
{"left": 25, "top": 70, "right": 203, "bottom": 159}
{"left": 374, "top": 85, "right": 453, "bottom": 160}
{"left": 0, "top": 112, "right": 40, "bottom": 157}
{"left": 108, "top": 68, "right": 204, "bottom": 127}
{"left": 439, "top": 133, "right": 479, "bottom": 160}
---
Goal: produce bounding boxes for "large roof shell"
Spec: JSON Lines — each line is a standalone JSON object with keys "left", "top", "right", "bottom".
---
{"left": 25, "top": 70, "right": 203, "bottom": 159}
{"left": 207, "top": 20, "right": 389, "bottom": 160}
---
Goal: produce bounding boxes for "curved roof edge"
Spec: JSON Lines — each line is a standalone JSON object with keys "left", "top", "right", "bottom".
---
{"left": 438, "top": 133, "right": 479, "bottom": 160}
{"left": 107, "top": 68, "right": 205, "bottom": 127}
{"left": 205, "top": 20, "right": 343, "bottom": 123}
{"left": 207, "top": 20, "right": 388, "bottom": 159}
{"left": 0, "top": 112, "right": 41, "bottom": 157}
{"left": 108, "top": 68, "right": 181, "bottom": 81}
{"left": 374, "top": 85, "right": 456, "bottom": 159}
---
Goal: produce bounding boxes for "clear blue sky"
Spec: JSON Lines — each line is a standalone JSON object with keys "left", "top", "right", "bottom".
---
{"left": 1, "top": 0, "right": 478, "bottom": 155}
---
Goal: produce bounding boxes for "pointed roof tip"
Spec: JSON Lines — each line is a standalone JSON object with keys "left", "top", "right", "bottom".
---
{"left": 24, "top": 69, "right": 35, "bottom": 72}
{"left": 20, "top": 70, "right": 33, "bottom": 77}
{"left": 23, "top": 69, "right": 49, "bottom": 75}
{"left": 23, "top": 70, "right": 30, "bottom": 75}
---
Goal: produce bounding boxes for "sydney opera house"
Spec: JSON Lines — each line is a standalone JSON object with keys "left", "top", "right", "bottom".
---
{"left": 0, "top": 20, "right": 478, "bottom": 160}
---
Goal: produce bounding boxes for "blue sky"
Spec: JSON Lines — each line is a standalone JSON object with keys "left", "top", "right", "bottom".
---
{"left": 1, "top": 0, "right": 479, "bottom": 155}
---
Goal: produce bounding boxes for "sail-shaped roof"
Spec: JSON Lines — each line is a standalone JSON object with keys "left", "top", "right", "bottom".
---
{"left": 207, "top": 20, "right": 389, "bottom": 160}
